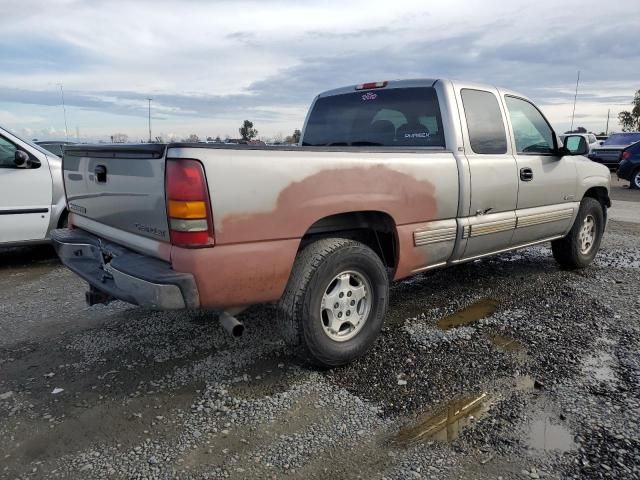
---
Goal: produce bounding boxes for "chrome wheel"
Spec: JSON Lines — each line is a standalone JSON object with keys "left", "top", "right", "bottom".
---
{"left": 578, "top": 214, "right": 596, "bottom": 254}
{"left": 320, "top": 270, "right": 372, "bottom": 342}
{"left": 633, "top": 171, "right": 640, "bottom": 189}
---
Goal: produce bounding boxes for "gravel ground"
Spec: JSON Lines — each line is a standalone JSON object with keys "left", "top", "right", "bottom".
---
{"left": 1, "top": 189, "right": 638, "bottom": 479}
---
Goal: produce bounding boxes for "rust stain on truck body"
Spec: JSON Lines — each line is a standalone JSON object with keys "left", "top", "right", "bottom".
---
{"left": 172, "top": 164, "right": 438, "bottom": 308}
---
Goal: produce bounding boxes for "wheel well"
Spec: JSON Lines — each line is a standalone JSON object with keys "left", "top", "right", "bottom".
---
{"left": 57, "top": 209, "right": 69, "bottom": 228}
{"left": 299, "top": 211, "right": 398, "bottom": 271}
{"left": 584, "top": 187, "right": 611, "bottom": 208}
{"left": 583, "top": 187, "right": 610, "bottom": 224}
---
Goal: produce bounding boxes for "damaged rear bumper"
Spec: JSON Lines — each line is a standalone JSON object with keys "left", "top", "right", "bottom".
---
{"left": 50, "top": 228, "right": 199, "bottom": 309}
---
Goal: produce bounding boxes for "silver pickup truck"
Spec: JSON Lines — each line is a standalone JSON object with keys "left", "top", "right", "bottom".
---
{"left": 51, "top": 79, "right": 611, "bottom": 367}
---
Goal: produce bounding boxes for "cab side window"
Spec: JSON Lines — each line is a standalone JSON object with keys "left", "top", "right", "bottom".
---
{"left": 461, "top": 89, "right": 508, "bottom": 154}
{"left": 0, "top": 136, "right": 17, "bottom": 168}
{"left": 505, "top": 96, "right": 555, "bottom": 154}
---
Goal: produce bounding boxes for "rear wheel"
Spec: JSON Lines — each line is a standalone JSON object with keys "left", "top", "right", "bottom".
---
{"left": 278, "top": 238, "right": 389, "bottom": 367}
{"left": 631, "top": 169, "right": 640, "bottom": 189}
{"left": 551, "top": 197, "right": 604, "bottom": 269}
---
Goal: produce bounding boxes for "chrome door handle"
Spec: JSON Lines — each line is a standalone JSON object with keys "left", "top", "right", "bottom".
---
{"left": 520, "top": 167, "right": 533, "bottom": 181}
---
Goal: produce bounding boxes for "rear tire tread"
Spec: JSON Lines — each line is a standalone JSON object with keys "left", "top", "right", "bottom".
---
{"left": 278, "top": 238, "right": 387, "bottom": 367}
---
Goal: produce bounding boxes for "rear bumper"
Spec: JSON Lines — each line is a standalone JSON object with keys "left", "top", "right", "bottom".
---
{"left": 617, "top": 160, "right": 635, "bottom": 181}
{"left": 51, "top": 228, "right": 199, "bottom": 309}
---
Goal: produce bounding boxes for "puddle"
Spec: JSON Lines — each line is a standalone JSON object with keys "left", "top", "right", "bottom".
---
{"left": 491, "top": 335, "right": 528, "bottom": 362}
{"left": 583, "top": 352, "right": 616, "bottom": 382}
{"left": 437, "top": 299, "right": 499, "bottom": 330}
{"left": 491, "top": 335, "right": 522, "bottom": 352}
{"left": 527, "top": 413, "right": 575, "bottom": 452}
{"left": 395, "top": 392, "right": 492, "bottom": 444}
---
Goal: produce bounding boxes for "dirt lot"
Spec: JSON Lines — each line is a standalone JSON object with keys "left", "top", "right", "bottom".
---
{"left": 1, "top": 183, "right": 638, "bottom": 480}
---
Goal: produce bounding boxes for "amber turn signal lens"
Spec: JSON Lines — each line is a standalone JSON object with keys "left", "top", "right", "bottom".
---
{"left": 168, "top": 200, "right": 207, "bottom": 219}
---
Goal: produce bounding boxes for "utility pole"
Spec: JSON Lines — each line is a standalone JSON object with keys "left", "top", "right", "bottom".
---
{"left": 570, "top": 70, "right": 580, "bottom": 132}
{"left": 58, "top": 84, "right": 69, "bottom": 141}
{"left": 605, "top": 109, "right": 610, "bottom": 135}
{"left": 147, "top": 97, "right": 153, "bottom": 143}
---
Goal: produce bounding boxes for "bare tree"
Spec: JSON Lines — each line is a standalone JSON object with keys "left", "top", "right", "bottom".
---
{"left": 184, "top": 133, "right": 200, "bottom": 143}
{"left": 111, "top": 133, "right": 128, "bottom": 143}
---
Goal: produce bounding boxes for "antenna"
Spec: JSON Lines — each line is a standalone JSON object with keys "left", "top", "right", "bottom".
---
{"left": 147, "top": 97, "right": 153, "bottom": 143}
{"left": 58, "top": 84, "right": 69, "bottom": 141}
{"left": 570, "top": 71, "right": 580, "bottom": 131}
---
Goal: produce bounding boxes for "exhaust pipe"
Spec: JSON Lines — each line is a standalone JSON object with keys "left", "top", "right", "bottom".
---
{"left": 219, "top": 312, "right": 245, "bottom": 337}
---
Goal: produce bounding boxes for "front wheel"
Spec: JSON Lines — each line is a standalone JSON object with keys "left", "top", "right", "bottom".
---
{"left": 551, "top": 197, "right": 604, "bottom": 269}
{"left": 278, "top": 238, "right": 389, "bottom": 367}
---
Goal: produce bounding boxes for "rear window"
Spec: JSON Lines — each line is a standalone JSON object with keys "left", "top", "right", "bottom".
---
{"left": 302, "top": 87, "right": 445, "bottom": 147}
{"left": 603, "top": 133, "right": 640, "bottom": 145}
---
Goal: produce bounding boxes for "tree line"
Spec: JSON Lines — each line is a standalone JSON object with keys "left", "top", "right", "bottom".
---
{"left": 113, "top": 120, "right": 301, "bottom": 144}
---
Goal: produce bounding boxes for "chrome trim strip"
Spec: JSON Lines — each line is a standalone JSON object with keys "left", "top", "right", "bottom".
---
{"left": 516, "top": 208, "right": 574, "bottom": 228}
{"left": 413, "top": 227, "right": 457, "bottom": 246}
{"left": 465, "top": 218, "right": 516, "bottom": 238}
{"left": 451, "top": 235, "right": 564, "bottom": 263}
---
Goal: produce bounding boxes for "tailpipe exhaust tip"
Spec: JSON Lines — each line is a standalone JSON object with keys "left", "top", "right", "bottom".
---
{"left": 219, "top": 312, "right": 245, "bottom": 337}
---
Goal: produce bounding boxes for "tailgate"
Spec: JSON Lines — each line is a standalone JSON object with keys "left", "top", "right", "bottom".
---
{"left": 63, "top": 144, "right": 170, "bottom": 244}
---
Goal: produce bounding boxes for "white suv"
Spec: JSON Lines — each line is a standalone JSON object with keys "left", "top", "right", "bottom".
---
{"left": 0, "top": 126, "right": 67, "bottom": 245}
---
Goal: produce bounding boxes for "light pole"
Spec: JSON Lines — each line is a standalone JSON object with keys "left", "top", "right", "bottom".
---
{"left": 58, "top": 84, "right": 69, "bottom": 141}
{"left": 147, "top": 97, "right": 153, "bottom": 143}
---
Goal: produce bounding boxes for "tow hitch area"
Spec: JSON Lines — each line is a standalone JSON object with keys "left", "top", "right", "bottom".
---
{"left": 85, "top": 285, "right": 115, "bottom": 306}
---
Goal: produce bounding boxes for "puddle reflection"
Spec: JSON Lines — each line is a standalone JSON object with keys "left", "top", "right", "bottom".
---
{"left": 395, "top": 392, "right": 492, "bottom": 444}
{"left": 437, "top": 299, "right": 499, "bottom": 330}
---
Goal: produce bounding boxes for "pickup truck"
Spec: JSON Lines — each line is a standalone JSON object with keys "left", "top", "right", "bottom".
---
{"left": 51, "top": 79, "right": 611, "bottom": 367}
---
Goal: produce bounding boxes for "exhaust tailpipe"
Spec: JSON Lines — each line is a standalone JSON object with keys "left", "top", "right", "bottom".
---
{"left": 219, "top": 312, "right": 244, "bottom": 337}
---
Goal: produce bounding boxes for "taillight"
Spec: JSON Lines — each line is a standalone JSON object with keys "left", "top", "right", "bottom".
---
{"left": 355, "top": 81, "right": 388, "bottom": 90}
{"left": 621, "top": 150, "right": 630, "bottom": 161}
{"left": 166, "top": 159, "right": 214, "bottom": 247}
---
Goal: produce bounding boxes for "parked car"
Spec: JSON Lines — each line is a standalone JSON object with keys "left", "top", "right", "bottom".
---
{"left": 617, "top": 141, "right": 640, "bottom": 189}
{"left": 596, "top": 135, "right": 608, "bottom": 143}
{"left": 51, "top": 79, "right": 610, "bottom": 367}
{"left": 588, "top": 132, "right": 640, "bottom": 169}
{"left": 559, "top": 133, "right": 599, "bottom": 153}
{"left": 0, "top": 126, "right": 68, "bottom": 245}
{"left": 36, "top": 140, "right": 76, "bottom": 157}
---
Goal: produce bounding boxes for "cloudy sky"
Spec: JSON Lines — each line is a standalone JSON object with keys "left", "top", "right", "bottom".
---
{"left": 1, "top": 0, "right": 638, "bottom": 141}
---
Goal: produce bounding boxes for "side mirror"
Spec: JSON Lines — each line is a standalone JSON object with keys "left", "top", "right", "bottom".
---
{"left": 14, "top": 150, "right": 40, "bottom": 168}
{"left": 562, "top": 135, "right": 589, "bottom": 156}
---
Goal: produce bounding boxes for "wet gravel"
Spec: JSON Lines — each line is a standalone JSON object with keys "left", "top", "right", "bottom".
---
{"left": 1, "top": 216, "right": 639, "bottom": 479}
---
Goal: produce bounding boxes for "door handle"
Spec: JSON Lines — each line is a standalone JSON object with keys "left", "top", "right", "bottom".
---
{"left": 520, "top": 167, "right": 533, "bottom": 182}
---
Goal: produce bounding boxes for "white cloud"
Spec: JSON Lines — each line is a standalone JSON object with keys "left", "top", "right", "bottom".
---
{"left": 0, "top": 0, "right": 638, "bottom": 137}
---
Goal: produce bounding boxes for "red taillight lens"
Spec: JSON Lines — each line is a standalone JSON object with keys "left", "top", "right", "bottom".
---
{"left": 166, "top": 159, "right": 214, "bottom": 247}
{"left": 621, "top": 151, "right": 630, "bottom": 161}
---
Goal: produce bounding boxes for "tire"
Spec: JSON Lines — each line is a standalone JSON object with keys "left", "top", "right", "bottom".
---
{"left": 58, "top": 210, "right": 69, "bottom": 229}
{"left": 278, "top": 238, "right": 389, "bottom": 367}
{"left": 551, "top": 197, "right": 604, "bottom": 269}
{"left": 630, "top": 169, "right": 640, "bottom": 189}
